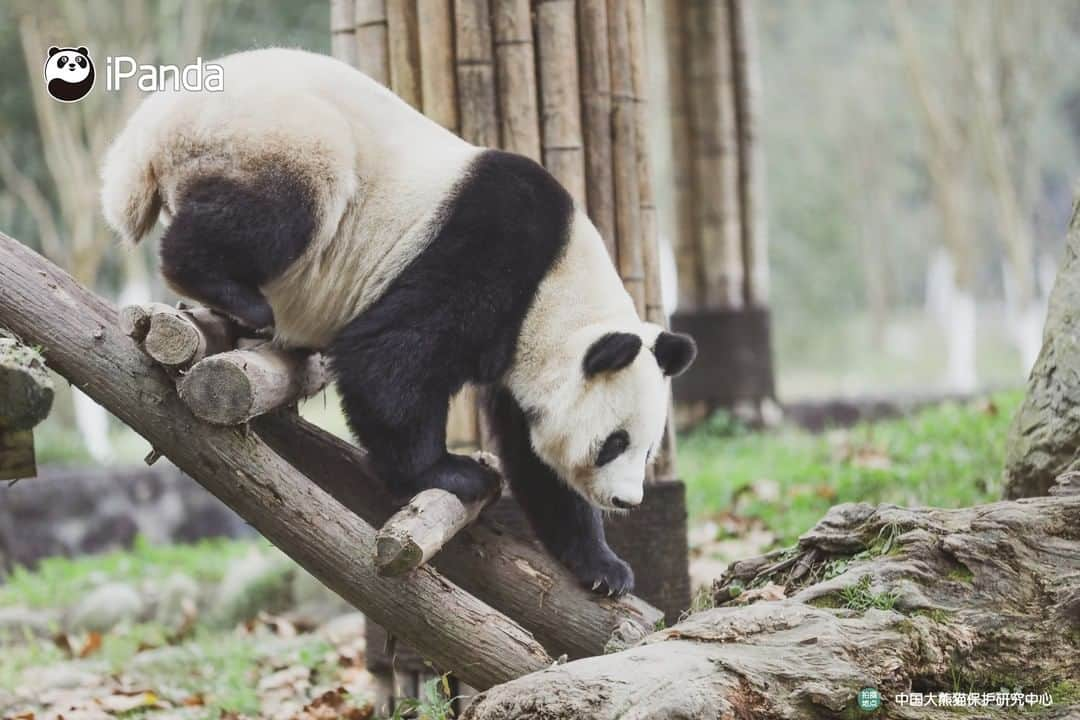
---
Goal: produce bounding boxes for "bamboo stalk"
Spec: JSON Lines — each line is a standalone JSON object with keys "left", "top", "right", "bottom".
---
{"left": 664, "top": 0, "right": 703, "bottom": 311}
{"left": 355, "top": 0, "right": 390, "bottom": 85}
{"left": 455, "top": 0, "right": 499, "bottom": 147}
{"left": 729, "top": 0, "right": 768, "bottom": 306}
{"left": 535, "top": 0, "right": 586, "bottom": 206}
{"left": 690, "top": 0, "right": 742, "bottom": 310}
{"left": 418, "top": 0, "right": 459, "bottom": 131}
{"left": 387, "top": 0, "right": 422, "bottom": 108}
{"left": 492, "top": 0, "right": 542, "bottom": 161}
{"left": 576, "top": 0, "right": 617, "bottom": 259}
{"left": 607, "top": 0, "right": 645, "bottom": 316}
{"left": 628, "top": 0, "right": 663, "bottom": 326}
{"left": 331, "top": 0, "right": 358, "bottom": 67}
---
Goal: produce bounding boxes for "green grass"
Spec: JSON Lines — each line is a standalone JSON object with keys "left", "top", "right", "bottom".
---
{"left": 0, "top": 536, "right": 268, "bottom": 609}
{"left": 678, "top": 391, "right": 1021, "bottom": 546}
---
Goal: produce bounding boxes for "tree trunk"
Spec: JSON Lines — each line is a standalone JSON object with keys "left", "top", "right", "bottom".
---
{"left": 464, "top": 490, "right": 1080, "bottom": 719}
{"left": 1005, "top": 197, "right": 1080, "bottom": 499}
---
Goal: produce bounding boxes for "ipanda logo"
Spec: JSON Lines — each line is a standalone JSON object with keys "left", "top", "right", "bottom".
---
{"left": 44, "top": 47, "right": 223, "bottom": 102}
{"left": 44, "top": 46, "right": 95, "bottom": 102}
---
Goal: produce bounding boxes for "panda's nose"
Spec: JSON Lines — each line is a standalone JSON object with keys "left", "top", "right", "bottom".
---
{"left": 611, "top": 496, "right": 640, "bottom": 509}
{"left": 68, "top": 64, "right": 76, "bottom": 69}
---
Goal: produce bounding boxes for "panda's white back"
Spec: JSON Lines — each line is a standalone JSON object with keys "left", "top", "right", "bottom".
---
{"left": 102, "top": 47, "right": 480, "bottom": 348}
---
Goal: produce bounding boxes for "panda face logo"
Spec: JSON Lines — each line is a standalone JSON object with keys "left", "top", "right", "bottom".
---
{"left": 44, "top": 46, "right": 95, "bottom": 102}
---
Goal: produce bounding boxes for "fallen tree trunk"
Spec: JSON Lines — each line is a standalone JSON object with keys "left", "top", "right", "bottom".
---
{"left": 0, "top": 231, "right": 552, "bottom": 690}
{"left": 464, "top": 490, "right": 1080, "bottom": 719}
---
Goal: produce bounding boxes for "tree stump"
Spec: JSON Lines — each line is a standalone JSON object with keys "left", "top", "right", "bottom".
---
{"left": 0, "top": 331, "right": 54, "bottom": 480}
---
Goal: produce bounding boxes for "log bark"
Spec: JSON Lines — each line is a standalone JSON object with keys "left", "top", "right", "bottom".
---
{"left": 178, "top": 345, "right": 330, "bottom": 425}
{"left": 417, "top": 0, "right": 458, "bottom": 132}
{"left": 492, "top": 0, "right": 542, "bottom": 161}
{"left": 535, "top": 0, "right": 586, "bottom": 206}
{"left": 355, "top": 0, "right": 389, "bottom": 85}
{"left": 0, "top": 231, "right": 550, "bottom": 691}
{"left": 0, "top": 331, "right": 53, "bottom": 480}
{"left": 455, "top": 0, "right": 499, "bottom": 147}
{"left": 465, "top": 492, "right": 1080, "bottom": 719}
{"left": 1005, "top": 197, "right": 1080, "bottom": 499}
{"left": 143, "top": 305, "right": 236, "bottom": 370}
{"left": 375, "top": 451, "right": 502, "bottom": 577}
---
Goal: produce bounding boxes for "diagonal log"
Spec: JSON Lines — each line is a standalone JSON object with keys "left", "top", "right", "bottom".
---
{"left": 0, "top": 231, "right": 550, "bottom": 690}
{"left": 1, "top": 231, "right": 661, "bottom": 664}
{"left": 464, "top": 491, "right": 1080, "bottom": 719}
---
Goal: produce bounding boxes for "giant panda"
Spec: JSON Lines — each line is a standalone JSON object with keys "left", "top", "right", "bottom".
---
{"left": 101, "top": 48, "right": 697, "bottom": 596}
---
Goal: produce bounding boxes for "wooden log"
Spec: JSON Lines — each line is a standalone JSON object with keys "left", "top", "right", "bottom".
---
{"left": 729, "top": 0, "right": 767, "bottom": 306}
{"left": 143, "top": 305, "right": 236, "bottom": 370}
{"left": 355, "top": 0, "right": 390, "bottom": 85}
{"left": 386, "top": 0, "right": 421, "bottom": 108}
{"left": 535, "top": 0, "right": 586, "bottom": 206}
{"left": 0, "top": 429, "right": 35, "bottom": 480}
{"left": 0, "top": 231, "right": 551, "bottom": 691}
{"left": 464, "top": 495, "right": 1080, "bottom": 718}
{"left": 0, "top": 334, "right": 54, "bottom": 432}
{"left": 331, "top": 0, "right": 358, "bottom": 67}
{"left": 375, "top": 452, "right": 502, "bottom": 576}
{"left": 455, "top": 0, "right": 499, "bottom": 147}
{"left": 178, "top": 345, "right": 331, "bottom": 426}
{"left": 576, "top": 0, "right": 617, "bottom": 259}
{"left": 492, "top": 0, "right": 542, "bottom": 161}
{"left": 607, "top": 0, "right": 645, "bottom": 316}
{"left": 418, "top": 0, "right": 459, "bottom": 132}
{"left": 254, "top": 411, "right": 664, "bottom": 660}
{"left": 117, "top": 302, "right": 173, "bottom": 342}
{"left": 664, "top": 0, "right": 704, "bottom": 311}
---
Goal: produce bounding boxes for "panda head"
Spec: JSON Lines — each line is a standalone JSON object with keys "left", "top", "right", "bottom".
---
{"left": 527, "top": 323, "right": 696, "bottom": 512}
{"left": 44, "top": 46, "right": 95, "bottom": 102}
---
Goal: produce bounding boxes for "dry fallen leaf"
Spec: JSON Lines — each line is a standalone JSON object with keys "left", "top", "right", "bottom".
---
{"left": 96, "top": 690, "right": 165, "bottom": 714}
{"left": 78, "top": 632, "right": 102, "bottom": 659}
{"left": 734, "top": 581, "right": 787, "bottom": 605}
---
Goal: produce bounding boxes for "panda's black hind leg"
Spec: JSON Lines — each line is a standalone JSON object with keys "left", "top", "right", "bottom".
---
{"left": 158, "top": 174, "right": 316, "bottom": 330}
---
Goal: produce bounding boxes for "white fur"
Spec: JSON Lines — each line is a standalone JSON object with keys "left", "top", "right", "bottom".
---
{"left": 507, "top": 212, "right": 672, "bottom": 510}
{"left": 101, "top": 48, "right": 479, "bottom": 348}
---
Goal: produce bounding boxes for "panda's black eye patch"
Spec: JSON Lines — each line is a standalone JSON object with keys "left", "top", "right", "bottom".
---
{"left": 76, "top": 57, "right": 86, "bottom": 67}
{"left": 57, "top": 56, "right": 68, "bottom": 66}
{"left": 596, "top": 430, "right": 630, "bottom": 467}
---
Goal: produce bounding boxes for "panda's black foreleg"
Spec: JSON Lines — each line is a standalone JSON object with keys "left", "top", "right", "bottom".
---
{"left": 329, "top": 321, "right": 500, "bottom": 506}
{"left": 485, "top": 386, "right": 634, "bottom": 596}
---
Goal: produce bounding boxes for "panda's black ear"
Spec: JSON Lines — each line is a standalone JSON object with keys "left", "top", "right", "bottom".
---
{"left": 653, "top": 331, "right": 697, "bottom": 377}
{"left": 76, "top": 47, "right": 89, "bottom": 56}
{"left": 48, "top": 46, "right": 60, "bottom": 57}
{"left": 584, "top": 332, "right": 642, "bottom": 378}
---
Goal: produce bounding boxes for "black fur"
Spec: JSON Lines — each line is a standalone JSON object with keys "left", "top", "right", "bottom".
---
{"left": 159, "top": 172, "right": 317, "bottom": 329}
{"left": 652, "top": 331, "right": 697, "bottom": 377}
{"left": 583, "top": 332, "right": 642, "bottom": 377}
{"left": 486, "top": 386, "right": 634, "bottom": 595}
{"left": 328, "top": 150, "right": 572, "bottom": 507}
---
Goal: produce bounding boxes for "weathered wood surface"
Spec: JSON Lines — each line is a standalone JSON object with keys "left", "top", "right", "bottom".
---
{"left": 535, "top": 0, "right": 586, "bottom": 206}
{"left": 455, "top": 0, "right": 499, "bottom": 147}
{"left": 0, "top": 231, "right": 551, "bottom": 690}
{"left": 375, "top": 451, "right": 502, "bottom": 577}
{"left": 465, "top": 492, "right": 1080, "bottom": 719}
{"left": 1005, "top": 198, "right": 1080, "bottom": 499}
{"left": 0, "top": 332, "right": 54, "bottom": 480}
{"left": 178, "top": 345, "right": 330, "bottom": 425}
{"left": 254, "top": 411, "right": 663, "bottom": 660}
{"left": 143, "top": 305, "right": 236, "bottom": 370}
{"left": 492, "top": 0, "right": 541, "bottom": 161}
{"left": 355, "top": 0, "right": 389, "bottom": 84}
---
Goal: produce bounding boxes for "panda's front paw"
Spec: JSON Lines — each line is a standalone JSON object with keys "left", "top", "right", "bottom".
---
{"left": 571, "top": 552, "right": 635, "bottom": 597}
